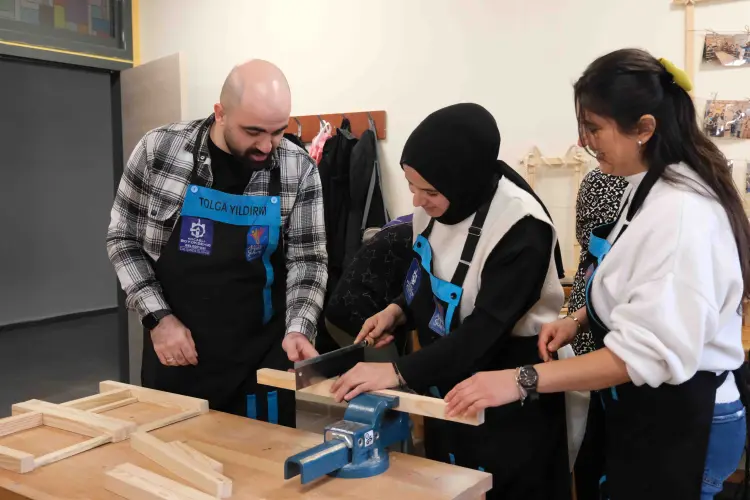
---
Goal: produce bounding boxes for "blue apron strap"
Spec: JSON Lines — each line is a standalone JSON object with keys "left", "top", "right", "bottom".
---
{"left": 267, "top": 391, "right": 279, "bottom": 424}
{"left": 247, "top": 394, "right": 257, "bottom": 419}
{"left": 449, "top": 453, "right": 456, "bottom": 465}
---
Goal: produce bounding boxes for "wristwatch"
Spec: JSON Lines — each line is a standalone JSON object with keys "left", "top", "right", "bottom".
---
{"left": 141, "top": 309, "right": 171, "bottom": 330}
{"left": 515, "top": 365, "right": 539, "bottom": 405}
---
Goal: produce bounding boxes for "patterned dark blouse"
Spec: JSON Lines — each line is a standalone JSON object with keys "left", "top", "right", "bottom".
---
{"left": 569, "top": 168, "right": 629, "bottom": 355}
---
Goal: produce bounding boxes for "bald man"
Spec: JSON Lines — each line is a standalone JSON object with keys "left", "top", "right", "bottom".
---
{"left": 107, "top": 60, "right": 327, "bottom": 423}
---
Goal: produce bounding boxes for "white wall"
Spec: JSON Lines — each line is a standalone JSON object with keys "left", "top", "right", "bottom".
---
{"left": 138, "top": 0, "right": 750, "bottom": 271}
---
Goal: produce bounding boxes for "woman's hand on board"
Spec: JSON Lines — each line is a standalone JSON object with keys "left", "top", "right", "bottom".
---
{"left": 330, "top": 362, "right": 400, "bottom": 402}
{"left": 444, "top": 370, "right": 519, "bottom": 417}
{"left": 537, "top": 318, "right": 578, "bottom": 362}
{"left": 354, "top": 304, "right": 404, "bottom": 348}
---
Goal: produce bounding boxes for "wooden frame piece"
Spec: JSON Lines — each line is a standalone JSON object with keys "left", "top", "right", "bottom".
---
{"left": 130, "top": 431, "right": 232, "bottom": 498}
{"left": 105, "top": 462, "right": 216, "bottom": 500}
{"left": 59, "top": 380, "right": 209, "bottom": 433}
{"left": 287, "top": 110, "right": 387, "bottom": 143}
{"left": 521, "top": 145, "right": 591, "bottom": 273}
{"left": 257, "top": 368, "right": 485, "bottom": 426}
{"left": 0, "top": 403, "right": 136, "bottom": 474}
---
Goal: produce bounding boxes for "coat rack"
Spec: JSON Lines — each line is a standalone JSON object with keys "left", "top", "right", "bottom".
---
{"left": 286, "top": 110, "right": 387, "bottom": 143}
{"left": 521, "top": 146, "right": 592, "bottom": 276}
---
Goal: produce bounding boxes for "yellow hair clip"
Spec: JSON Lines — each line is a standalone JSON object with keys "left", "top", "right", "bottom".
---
{"left": 658, "top": 58, "right": 693, "bottom": 92}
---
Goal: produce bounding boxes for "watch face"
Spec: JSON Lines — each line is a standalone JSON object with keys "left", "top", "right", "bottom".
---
{"left": 519, "top": 366, "right": 538, "bottom": 389}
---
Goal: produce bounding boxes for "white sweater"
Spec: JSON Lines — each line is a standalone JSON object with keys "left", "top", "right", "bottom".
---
{"left": 593, "top": 163, "right": 744, "bottom": 403}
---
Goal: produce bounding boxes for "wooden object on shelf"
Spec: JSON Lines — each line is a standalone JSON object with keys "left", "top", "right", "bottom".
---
{"left": 130, "top": 431, "right": 232, "bottom": 498}
{"left": 256, "top": 368, "right": 484, "bottom": 426}
{"left": 0, "top": 403, "right": 135, "bottom": 474}
{"left": 287, "top": 111, "right": 386, "bottom": 143}
{"left": 105, "top": 462, "right": 216, "bottom": 500}
{"left": 59, "top": 381, "right": 209, "bottom": 433}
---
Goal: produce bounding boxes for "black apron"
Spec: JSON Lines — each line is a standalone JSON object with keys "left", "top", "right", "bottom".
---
{"left": 404, "top": 201, "right": 570, "bottom": 500}
{"left": 580, "top": 169, "right": 744, "bottom": 500}
{"left": 141, "top": 122, "right": 294, "bottom": 425}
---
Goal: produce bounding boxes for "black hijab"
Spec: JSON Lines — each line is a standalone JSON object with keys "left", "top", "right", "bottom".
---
{"left": 400, "top": 103, "right": 500, "bottom": 225}
{"left": 400, "top": 103, "right": 566, "bottom": 278}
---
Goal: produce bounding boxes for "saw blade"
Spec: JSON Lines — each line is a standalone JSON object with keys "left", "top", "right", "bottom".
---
{"left": 294, "top": 340, "right": 370, "bottom": 390}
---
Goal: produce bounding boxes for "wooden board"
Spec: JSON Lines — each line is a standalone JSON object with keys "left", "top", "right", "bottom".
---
{"left": 257, "top": 368, "right": 485, "bottom": 426}
{"left": 11, "top": 400, "right": 135, "bottom": 442}
{"left": 0, "top": 411, "right": 492, "bottom": 500}
{"left": 130, "top": 432, "right": 232, "bottom": 498}
{"left": 287, "top": 111, "right": 386, "bottom": 143}
{"left": 105, "top": 463, "right": 216, "bottom": 500}
{"left": 57, "top": 381, "right": 209, "bottom": 433}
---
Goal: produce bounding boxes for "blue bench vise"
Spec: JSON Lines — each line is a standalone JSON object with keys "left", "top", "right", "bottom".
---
{"left": 284, "top": 392, "right": 411, "bottom": 484}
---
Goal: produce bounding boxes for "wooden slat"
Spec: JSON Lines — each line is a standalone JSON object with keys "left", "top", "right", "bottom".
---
{"left": 61, "top": 389, "right": 133, "bottom": 411}
{"left": 170, "top": 441, "right": 223, "bottom": 473}
{"left": 11, "top": 400, "right": 136, "bottom": 442}
{"left": 287, "top": 110, "right": 386, "bottom": 143}
{"left": 0, "top": 412, "right": 43, "bottom": 438}
{"left": 105, "top": 463, "right": 216, "bottom": 500}
{"left": 257, "top": 368, "right": 485, "bottom": 426}
{"left": 88, "top": 398, "right": 139, "bottom": 414}
{"left": 0, "top": 445, "right": 34, "bottom": 474}
{"left": 100, "top": 381, "right": 209, "bottom": 413}
{"left": 137, "top": 409, "right": 203, "bottom": 433}
{"left": 130, "top": 432, "right": 232, "bottom": 498}
{"left": 33, "top": 435, "right": 111, "bottom": 468}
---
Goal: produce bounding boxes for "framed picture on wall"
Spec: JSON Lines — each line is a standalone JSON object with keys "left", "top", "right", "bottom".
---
{"left": 0, "top": 0, "right": 132, "bottom": 71}
{"left": 703, "top": 33, "right": 750, "bottom": 67}
{"left": 703, "top": 100, "right": 750, "bottom": 139}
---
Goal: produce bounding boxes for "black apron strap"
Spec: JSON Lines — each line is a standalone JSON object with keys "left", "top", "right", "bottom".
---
{"left": 418, "top": 198, "right": 492, "bottom": 289}
{"left": 268, "top": 166, "right": 281, "bottom": 197}
{"left": 451, "top": 200, "right": 491, "bottom": 287}
{"left": 611, "top": 168, "right": 660, "bottom": 245}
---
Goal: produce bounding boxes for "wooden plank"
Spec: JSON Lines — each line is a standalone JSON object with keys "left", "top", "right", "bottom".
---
{"left": 33, "top": 435, "right": 111, "bottom": 468}
{"left": 105, "top": 463, "right": 216, "bottom": 500}
{"left": 257, "top": 368, "right": 295, "bottom": 391}
{"left": 100, "top": 381, "right": 209, "bottom": 413}
{"left": 287, "top": 110, "right": 387, "bottom": 143}
{"left": 137, "top": 409, "right": 202, "bottom": 433}
{"left": 0, "top": 445, "right": 34, "bottom": 474}
{"left": 11, "top": 400, "right": 136, "bottom": 442}
{"left": 257, "top": 369, "right": 485, "bottom": 426}
{"left": 170, "top": 441, "right": 223, "bottom": 473}
{"left": 88, "top": 397, "right": 139, "bottom": 414}
{"left": 130, "top": 432, "right": 232, "bottom": 498}
{"left": 61, "top": 389, "right": 132, "bottom": 411}
{"left": 0, "top": 413, "right": 43, "bottom": 438}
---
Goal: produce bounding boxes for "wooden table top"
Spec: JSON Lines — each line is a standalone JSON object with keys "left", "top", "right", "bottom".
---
{"left": 0, "top": 403, "right": 491, "bottom": 500}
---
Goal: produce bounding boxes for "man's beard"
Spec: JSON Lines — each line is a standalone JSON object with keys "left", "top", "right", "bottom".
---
{"left": 225, "top": 134, "right": 274, "bottom": 171}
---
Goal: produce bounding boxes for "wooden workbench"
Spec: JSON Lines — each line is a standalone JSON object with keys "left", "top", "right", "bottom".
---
{"left": 0, "top": 403, "right": 491, "bottom": 500}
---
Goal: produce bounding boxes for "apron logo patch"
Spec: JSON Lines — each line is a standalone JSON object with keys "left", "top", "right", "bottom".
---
{"left": 179, "top": 216, "right": 213, "bottom": 256}
{"left": 428, "top": 299, "right": 447, "bottom": 335}
{"left": 246, "top": 225, "right": 269, "bottom": 261}
{"left": 404, "top": 258, "right": 421, "bottom": 305}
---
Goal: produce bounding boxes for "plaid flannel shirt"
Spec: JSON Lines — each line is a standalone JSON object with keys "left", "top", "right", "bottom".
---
{"left": 106, "top": 115, "right": 328, "bottom": 341}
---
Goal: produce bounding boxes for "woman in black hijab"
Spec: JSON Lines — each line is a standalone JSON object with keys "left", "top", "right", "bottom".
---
{"left": 331, "top": 103, "right": 570, "bottom": 500}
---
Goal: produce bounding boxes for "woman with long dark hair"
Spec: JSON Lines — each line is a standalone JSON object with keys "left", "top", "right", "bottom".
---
{"left": 443, "top": 48, "right": 749, "bottom": 499}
